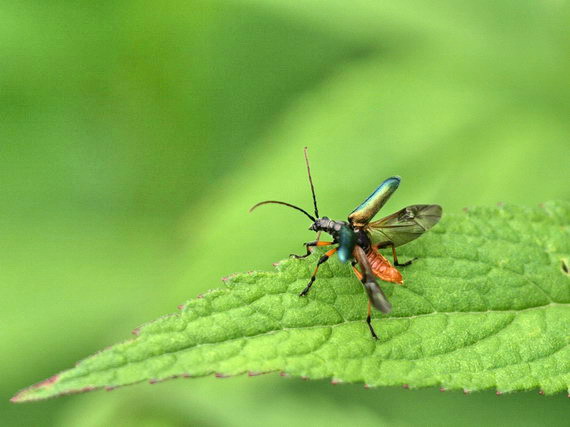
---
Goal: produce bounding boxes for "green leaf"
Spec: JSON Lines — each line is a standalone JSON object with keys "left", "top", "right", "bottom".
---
{"left": 11, "top": 201, "right": 570, "bottom": 402}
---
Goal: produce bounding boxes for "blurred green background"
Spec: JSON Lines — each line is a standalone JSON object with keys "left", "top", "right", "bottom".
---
{"left": 2, "top": 0, "right": 569, "bottom": 425}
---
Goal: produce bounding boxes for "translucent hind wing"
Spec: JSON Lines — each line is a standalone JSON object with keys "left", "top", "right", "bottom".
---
{"left": 348, "top": 176, "right": 400, "bottom": 226}
{"left": 366, "top": 204, "right": 442, "bottom": 248}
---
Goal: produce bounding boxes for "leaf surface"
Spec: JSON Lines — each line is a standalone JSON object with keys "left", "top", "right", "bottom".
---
{"left": 12, "top": 201, "right": 570, "bottom": 401}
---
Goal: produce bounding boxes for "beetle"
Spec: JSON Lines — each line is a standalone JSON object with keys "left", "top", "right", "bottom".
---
{"left": 250, "top": 148, "right": 442, "bottom": 338}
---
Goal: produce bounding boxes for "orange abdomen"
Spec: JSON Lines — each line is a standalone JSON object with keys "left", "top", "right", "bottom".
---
{"left": 366, "top": 249, "right": 403, "bottom": 284}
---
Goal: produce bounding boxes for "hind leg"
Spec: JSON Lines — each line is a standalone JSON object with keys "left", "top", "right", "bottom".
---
{"left": 351, "top": 264, "right": 379, "bottom": 340}
{"left": 389, "top": 243, "right": 416, "bottom": 267}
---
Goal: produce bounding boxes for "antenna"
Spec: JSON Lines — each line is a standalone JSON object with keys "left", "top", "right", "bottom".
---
{"left": 304, "top": 147, "right": 319, "bottom": 218}
{"left": 249, "top": 200, "right": 316, "bottom": 222}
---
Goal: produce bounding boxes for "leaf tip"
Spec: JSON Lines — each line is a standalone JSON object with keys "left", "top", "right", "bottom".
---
{"left": 10, "top": 375, "right": 60, "bottom": 403}
{"left": 9, "top": 393, "right": 23, "bottom": 404}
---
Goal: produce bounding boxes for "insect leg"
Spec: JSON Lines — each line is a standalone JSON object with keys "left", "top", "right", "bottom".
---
{"left": 352, "top": 261, "right": 380, "bottom": 339}
{"left": 299, "top": 247, "right": 337, "bottom": 297}
{"left": 291, "top": 241, "right": 334, "bottom": 259}
{"left": 351, "top": 262, "right": 363, "bottom": 280}
{"left": 366, "top": 300, "right": 378, "bottom": 339}
{"left": 388, "top": 243, "right": 416, "bottom": 267}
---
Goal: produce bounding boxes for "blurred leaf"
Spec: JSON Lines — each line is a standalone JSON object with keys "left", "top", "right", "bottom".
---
{"left": 12, "top": 201, "right": 570, "bottom": 402}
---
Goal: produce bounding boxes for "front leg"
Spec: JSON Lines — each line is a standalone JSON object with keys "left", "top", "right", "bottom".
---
{"left": 299, "top": 247, "right": 337, "bottom": 296}
{"left": 291, "top": 240, "right": 334, "bottom": 259}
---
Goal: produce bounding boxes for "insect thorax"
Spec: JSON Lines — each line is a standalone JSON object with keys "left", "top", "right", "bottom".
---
{"left": 354, "top": 228, "right": 371, "bottom": 251}
{"left": 310, "top": 217, "right": 346, "bottom": 237}
{"left": 311, "top": 218, "right": 369, "bottom": 248}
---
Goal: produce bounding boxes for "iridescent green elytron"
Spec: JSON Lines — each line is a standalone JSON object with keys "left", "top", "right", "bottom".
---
{"left": 349, "top": 176, "right": 401, "bottom": 226}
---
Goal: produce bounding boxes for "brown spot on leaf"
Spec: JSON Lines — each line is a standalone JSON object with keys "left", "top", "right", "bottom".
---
{"left": 215, "top": 373, "right": 230, "bottom": 379}
{"left": 248, "top": 371, "right": 268, "bottom": 377}
{"left": 39, "top": 375, "right": 59, "bottom": 387}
